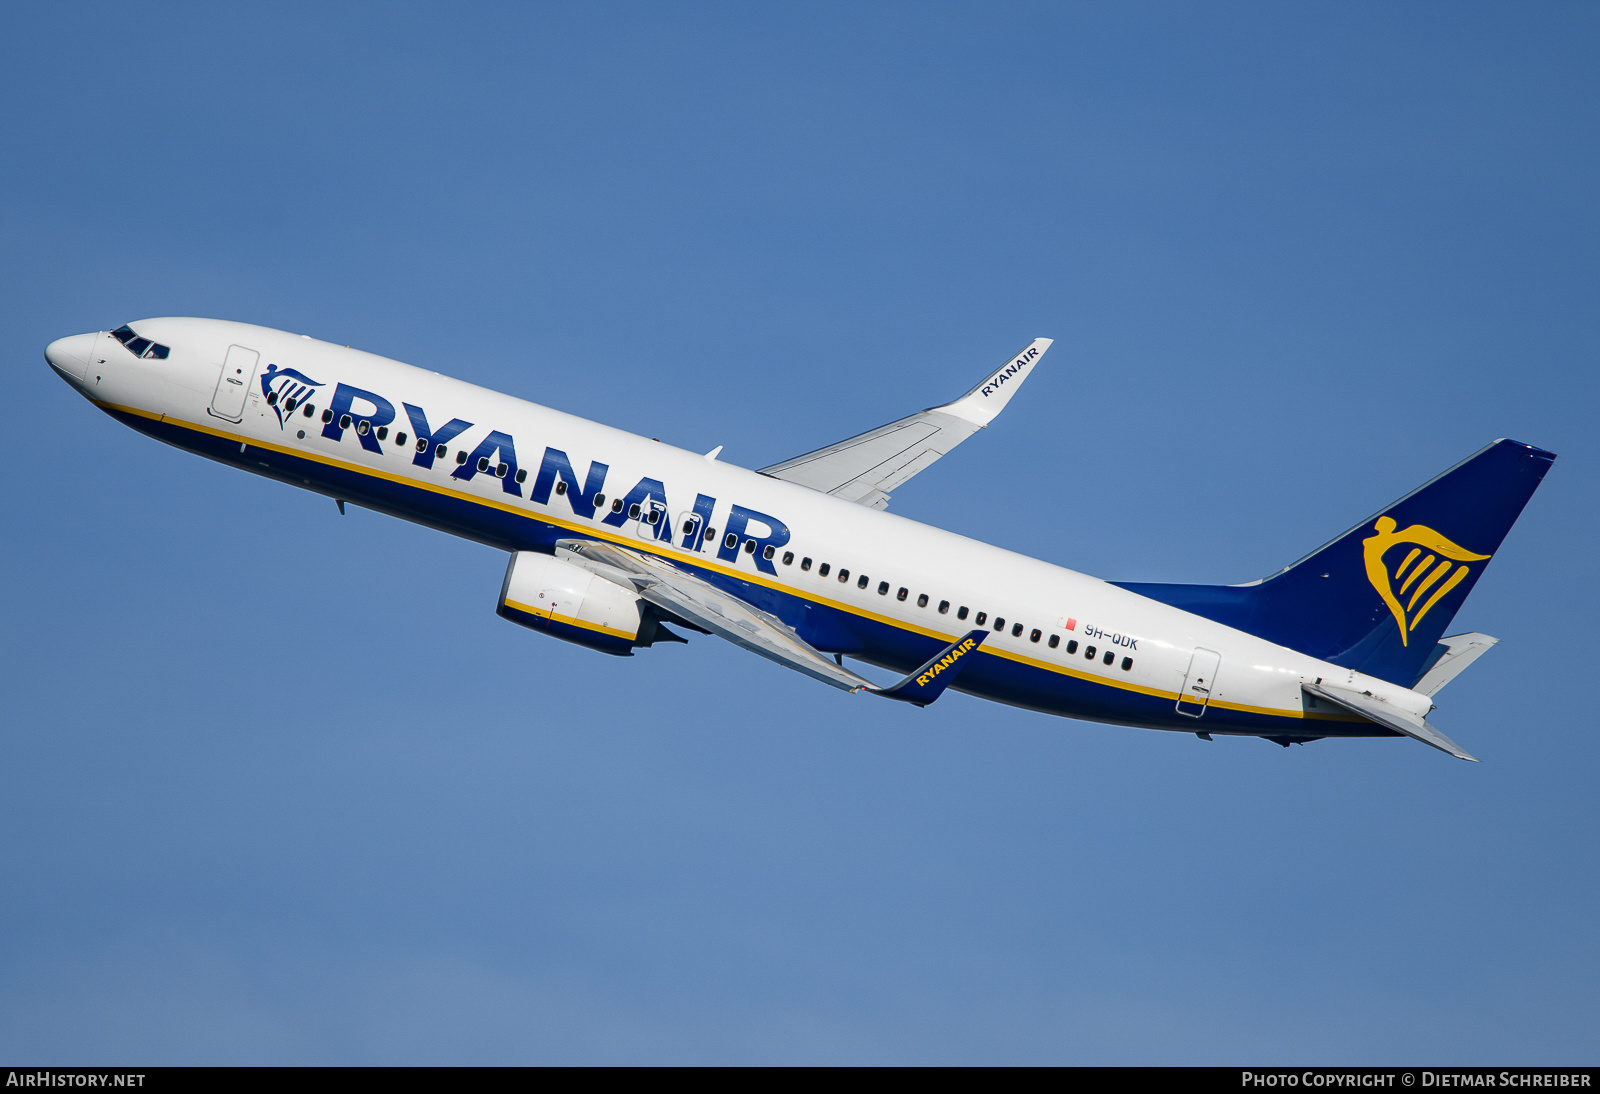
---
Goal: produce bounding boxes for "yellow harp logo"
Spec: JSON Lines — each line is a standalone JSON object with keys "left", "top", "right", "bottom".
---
{"left": 1362, "top": 517, "right": 1490, "bottom": 646}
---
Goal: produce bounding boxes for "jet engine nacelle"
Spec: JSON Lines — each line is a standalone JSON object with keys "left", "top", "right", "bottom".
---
{"left": 497, "top": 549, "right": 688, "bottom": 656}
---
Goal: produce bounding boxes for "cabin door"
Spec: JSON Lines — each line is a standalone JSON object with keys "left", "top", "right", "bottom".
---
{"left": 1176, "top": 648, "right": 1222, "bottom": 717}
{"left": 209, "top": 344, "right": 261, "bottom": 421}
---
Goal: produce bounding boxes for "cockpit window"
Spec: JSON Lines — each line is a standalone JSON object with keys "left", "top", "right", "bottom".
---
{"left": 110, "top": 324, "right": 170, "bottom": 360}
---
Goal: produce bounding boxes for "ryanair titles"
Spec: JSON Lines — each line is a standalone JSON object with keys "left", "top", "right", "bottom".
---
{"left": 915, "top": 635, "right": 980, "bottom": 687}
{"left": 980, "top": 344, "right": 1041, "bottom": 398}
{"left": 269, "top": 377, "right": 793, "bottom": 575}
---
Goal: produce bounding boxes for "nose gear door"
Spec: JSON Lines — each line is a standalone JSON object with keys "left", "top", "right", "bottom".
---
{"left": 209, "top": 344, "right": 261, "bottom": 422}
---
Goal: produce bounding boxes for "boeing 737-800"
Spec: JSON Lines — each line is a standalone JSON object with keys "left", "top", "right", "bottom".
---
{"left": 44, "top": 319, "right": 1554, "bottom": 760}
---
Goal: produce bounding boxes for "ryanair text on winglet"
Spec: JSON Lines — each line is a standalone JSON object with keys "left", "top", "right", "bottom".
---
{"left": 917, "top": 636, "right": 979, "bottom": 687}
{"left": 980, "top": 345, "right": 1040, "bottom": 398}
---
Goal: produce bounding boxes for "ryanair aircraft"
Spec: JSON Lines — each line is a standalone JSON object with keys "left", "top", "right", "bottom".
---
{"left": 45, "top": 319, "right": 1555, "bottom": 760}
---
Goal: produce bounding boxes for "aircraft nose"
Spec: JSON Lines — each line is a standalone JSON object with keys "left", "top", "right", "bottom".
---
{"left": 45, "top": 332, "right": 98, "bottom": 381}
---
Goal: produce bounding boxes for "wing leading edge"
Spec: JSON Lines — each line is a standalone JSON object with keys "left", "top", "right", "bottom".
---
{"left": 759, "top": 338, "right": 1052, "bottom": 510}
{"left": 555, "top": 539, "right": 986, "bottom": 706}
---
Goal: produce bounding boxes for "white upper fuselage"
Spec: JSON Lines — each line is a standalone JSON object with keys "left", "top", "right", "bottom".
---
{"left": 46, "top": 317, "right": 1429, "bottom": 737}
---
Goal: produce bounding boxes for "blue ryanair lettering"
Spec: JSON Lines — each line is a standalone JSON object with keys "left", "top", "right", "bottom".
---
{"left": 531, "top": 448, "right": 608, "bottom": 518}
{"left": 980, "top": 345, "right": 1040, "bottom": 397}
{"left": 403, "top": 403, "right": 473, "bottom": 469}
{"left": 603, "top": 477, "right": 672, "bottom": 540}
{"left": 716, "top": 505, "right": 790, "bottom": 575}
{"left": 683, "top": 493, "right": 717, "bottom": 551}
{"left": 322, "top": 383, "right": 396, "bottom": 452}
{"left": 451, "top": 430, "right": 522, "bottom": 496}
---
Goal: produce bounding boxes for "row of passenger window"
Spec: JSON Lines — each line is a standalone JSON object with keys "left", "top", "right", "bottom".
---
{"left": 275, "top": 394, "right": 544, "bottom": 483}
{"left": 767, "top": 549, "right": 1135, "bottom": 672}
{"left": 280, "top": 406, "right": 673, "bottom": 522}
{"left": 279, "top": 403, "right": 702, "bottom": 530}
{"left": 278, "top": 405, "right": 677, "bottom": 527}
{"left": 273, "top": 402, "right": 735, "bottom": 536}
{"left": 275, "top": 405, "right": 1134, "bottom": 674}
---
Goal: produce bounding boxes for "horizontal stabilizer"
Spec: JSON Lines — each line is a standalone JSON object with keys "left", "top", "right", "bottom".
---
{"left": 1303, "top": 680, "right": 1477, "bottom": 762}
{"left": 1413, "top": 632, "right": 1498, "bottom": 696}
{"left": 873, "top": 630, "right": 988, "bottom": 707}
{"left": 759, "top": 338, "right": 1051, "bottom": 510}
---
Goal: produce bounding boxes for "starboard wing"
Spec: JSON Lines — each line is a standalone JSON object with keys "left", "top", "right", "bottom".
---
{"left": 554, "top": 539, "right": 985, "bottom": 704}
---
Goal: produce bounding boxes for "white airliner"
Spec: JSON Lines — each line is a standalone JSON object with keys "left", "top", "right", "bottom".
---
{"left": 45, "top": 319, "right": 1555, "bottom": 760}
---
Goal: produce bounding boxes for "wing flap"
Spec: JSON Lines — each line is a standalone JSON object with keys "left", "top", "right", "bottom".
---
{"left": 765, "top": 420, "right": 944, "bottom": 494}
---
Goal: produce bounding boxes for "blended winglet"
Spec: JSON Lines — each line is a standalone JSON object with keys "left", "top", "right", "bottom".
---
{"left": 872, "top": 629, "right": 989, "bottom": 707}
{"left": 759, "top": 338, "right": 1052, "bottom": 510}
{"left": 937, "top": 337, "right": 1052, "bottom": 428}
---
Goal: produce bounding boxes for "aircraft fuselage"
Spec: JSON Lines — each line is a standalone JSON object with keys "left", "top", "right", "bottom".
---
{"left": 45, "top": 317, "right": 1449, "bottom": 747}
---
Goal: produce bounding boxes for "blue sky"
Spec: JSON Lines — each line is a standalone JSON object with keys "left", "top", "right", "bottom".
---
{"left": 1, "top": 1, "right": 1596, "bottom": 1064}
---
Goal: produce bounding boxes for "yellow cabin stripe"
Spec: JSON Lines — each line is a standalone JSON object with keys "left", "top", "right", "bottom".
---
{"left": 101, "top": 400, "right": 1355, "bottom": 724}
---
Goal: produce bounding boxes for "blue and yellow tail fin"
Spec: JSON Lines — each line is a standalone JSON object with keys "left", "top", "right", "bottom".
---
{"left": 1116, "top": 439, "right": 1556, "bottom": 687}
